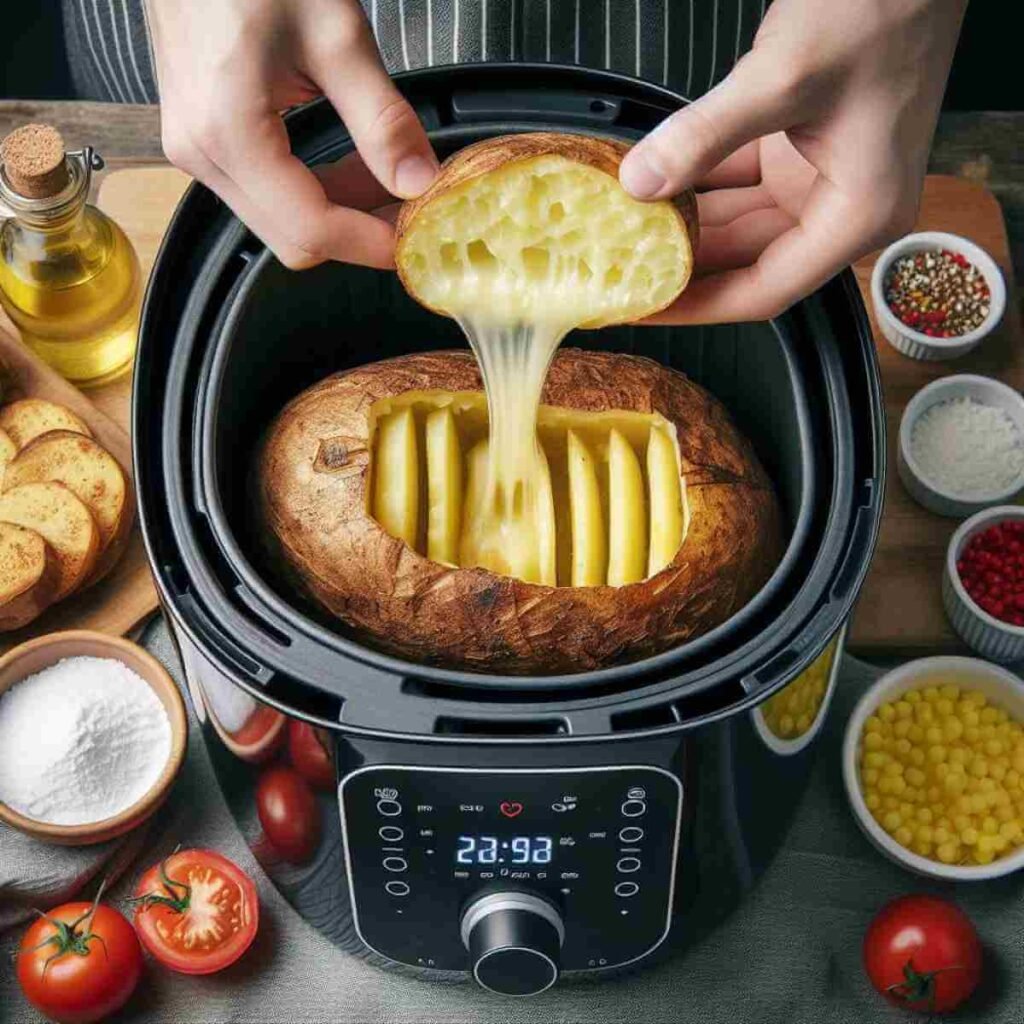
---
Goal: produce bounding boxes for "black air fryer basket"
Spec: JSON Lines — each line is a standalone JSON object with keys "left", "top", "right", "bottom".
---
{"left": 135, "top": 64, "right": 885, "bottom": 743}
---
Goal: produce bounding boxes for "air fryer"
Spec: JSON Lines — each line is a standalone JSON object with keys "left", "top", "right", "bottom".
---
{"left": 134, "top": 63, "right": 884, "bottom": 995}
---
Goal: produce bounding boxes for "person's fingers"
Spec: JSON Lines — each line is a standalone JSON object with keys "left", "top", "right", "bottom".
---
{"left": 313, "top": 151, "right": 395, "bottom": 210}
{"left": 205, "top": 107, "right": 396, "bottom": 269}
{"left": 307, "top": 12, "right": 439, "bottom": 199}
{"left": 650, "top": 179, "right": 885, "bottom": 324}
{"left": 695, "top": 141, "right": 762, "bottom": 190}
{"left": 696, "top": 185, "right": 775, "bottom": 228}
{"left": 694, "top": 208, "right": 796, "bottom": 273}
{"left": 172, "top": 130, "right": 395, "bottom": 270}
{"left": 620, "top": 55, "right": 798, "bottom": 200}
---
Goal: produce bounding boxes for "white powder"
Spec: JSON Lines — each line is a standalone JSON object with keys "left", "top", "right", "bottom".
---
{"left": 910, "top": 397, "right": 1024, "bottom": 496}
{"left": 0, "top": 656, "right": 172, "bottom": 826}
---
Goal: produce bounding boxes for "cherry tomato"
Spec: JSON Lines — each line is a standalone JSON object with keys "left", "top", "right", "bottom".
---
{"left": 864, "top": 895, "right": 982, "bottom": 1014}
{"left": 287, "top": 720, "right": 336, "bottom": 791}
{"left": 256, "top": 765, "right": 321, "bottom": 864}
{"left": 17, "top": 899, "right": 142, "bottom": 1024}
{"left": 132, "top": 849, "right": 259, "bottom": 975}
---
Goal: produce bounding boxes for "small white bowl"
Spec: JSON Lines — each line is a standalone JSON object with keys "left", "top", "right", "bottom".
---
{"left": 871, "top": 232, "right": 1005, "bottom": 360}
{"left": 943, "top": 505, "right": 1024, "bottom": 662}
{"left": 843, "top": 656, "right": 1024, "bottom": 880}
{"left": 897, "top": 374, "right": 1024, "bottom": 518}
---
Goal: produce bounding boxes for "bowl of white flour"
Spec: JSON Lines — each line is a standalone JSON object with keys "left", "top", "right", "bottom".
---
{"left": 0, "top": 630, "right": 186, "bottom": 845}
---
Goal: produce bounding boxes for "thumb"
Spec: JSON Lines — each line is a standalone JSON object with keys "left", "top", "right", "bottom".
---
{"left": 620, "top": 56, "right": 796, "bottom": 200}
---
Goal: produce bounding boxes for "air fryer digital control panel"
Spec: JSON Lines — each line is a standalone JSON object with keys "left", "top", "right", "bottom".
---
{"left": 339, "top": 765, "right": 682, "bottom": 972}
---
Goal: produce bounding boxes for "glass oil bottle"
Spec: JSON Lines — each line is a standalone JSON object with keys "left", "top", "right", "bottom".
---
{"left": 0, "top": 124, "right": 141, "bottom": 387}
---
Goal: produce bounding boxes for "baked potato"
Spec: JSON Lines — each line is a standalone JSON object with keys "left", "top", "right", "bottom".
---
{"left": 258, "top": 349, "right": 783, "bottom": 675}
{"left": 395, "top": 132, "right": 698, "bottom": 328}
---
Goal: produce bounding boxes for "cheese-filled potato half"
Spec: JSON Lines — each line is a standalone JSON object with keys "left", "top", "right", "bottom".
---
{"left": 258, "top": 349, "right": 784, "bottom": 675}
{"left": 395, "top": 132, "right": 699, "bottom": 327}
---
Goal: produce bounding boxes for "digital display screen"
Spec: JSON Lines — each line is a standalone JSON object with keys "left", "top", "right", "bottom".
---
{"left": 456, "top": 835, "right": 553, "bottom": 865}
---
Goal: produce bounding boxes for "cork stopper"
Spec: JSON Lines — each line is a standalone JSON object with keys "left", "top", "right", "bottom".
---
{"left": 0, "top": 124, "right": 70, "bottom": 199}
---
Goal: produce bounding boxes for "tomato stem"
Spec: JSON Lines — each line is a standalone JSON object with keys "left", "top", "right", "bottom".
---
{"left": 127, "top": 854, "right": 191, "bottom": 915}
{"left": 20, "top": 879, "right": 110, "bottom": 976}
{"left": 886, "top": 960, "right": 968, "bottom": 1019}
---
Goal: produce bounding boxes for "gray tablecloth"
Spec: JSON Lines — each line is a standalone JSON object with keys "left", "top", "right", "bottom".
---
{"left": 3, "top": 618, "right": 1024, "bottom": 1023}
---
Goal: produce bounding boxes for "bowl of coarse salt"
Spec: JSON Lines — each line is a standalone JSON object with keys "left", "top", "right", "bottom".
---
{"left": 898, "top": 374, "right": 1024, "bottom": 519}
{"left": 0, "top": 631, "right": 186, "bottom": 845}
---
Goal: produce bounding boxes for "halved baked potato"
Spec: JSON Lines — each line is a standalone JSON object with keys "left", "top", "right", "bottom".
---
{"left": 258, "top": 349, "right": 783, "bottom": 675}
{"left": 395, "top": 132, "right": 698, "bottom": 328}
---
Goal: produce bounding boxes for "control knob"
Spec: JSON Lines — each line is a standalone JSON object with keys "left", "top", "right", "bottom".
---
{"left": 460, "top": 892, "right": 564, "bottom": 996}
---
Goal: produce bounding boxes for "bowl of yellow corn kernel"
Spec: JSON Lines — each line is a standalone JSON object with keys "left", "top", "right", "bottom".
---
{"left": 754, "top": 630, "right": 844, "bottom": 755}
{"left": 843, "top": 656, "right": 1024, "bottom": 880}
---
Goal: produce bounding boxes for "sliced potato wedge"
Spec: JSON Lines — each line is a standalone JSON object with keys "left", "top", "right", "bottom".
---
{"left": 567, "top": 429, "right": 606, "bottom": 587}
{"left": 647, "top": 426, "right": 684, "bottom": 576}
{"left": 606, "top": 429, "right": 647, "bottom": 586}
{"left": 0, "top": 521, "right": 61, "bottom": 631}
{"left": 425, "top": 407, "right": 462, "bottom": 565}
{"left": 534, "top": 444, "right": 557, "bottom": 587}
{"left": 0, "top": 399, "right": 92, "bottom": 450}
{"left": 0, "top": 481, "right": 100, "bottom": 599}
{"left": 373, "top": 407, "right": 419, "bottom": 547}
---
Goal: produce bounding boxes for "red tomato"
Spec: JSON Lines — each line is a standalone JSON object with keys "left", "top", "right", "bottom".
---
{"left": 864, "top": 895, "right": 982, "bottom": 1014}
{"left": 17, "top": 900, "right": 142, "bottom": 1024}
{"left": 287, "top": 720, "right": 336, "bottom": 791}
{"left": 256, "top": 765, "right": 321, "bottom": 864}
{"left": 132, "top": 848, "right": 258, "bottom": 975}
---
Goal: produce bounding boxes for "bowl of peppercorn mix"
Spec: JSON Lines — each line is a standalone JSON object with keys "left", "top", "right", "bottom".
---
{"left": 944, "top": 506, "right": 1024, "bottom": 663}
{"left": 844, "top": 655, "right": 1024, "bottom": 880}
{"left": 871, "top": 231, "right": 1006, "bottom": 360}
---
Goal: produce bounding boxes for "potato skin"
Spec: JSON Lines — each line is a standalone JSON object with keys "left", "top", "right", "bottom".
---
{"left": 395, "top": 132, "right": 699, "bottom": 324}
{"left": 257, "top": 350, "right": 783, "bottom": 675}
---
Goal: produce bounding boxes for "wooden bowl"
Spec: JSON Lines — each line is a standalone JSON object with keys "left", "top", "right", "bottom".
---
{"left": 0, "top": 630, "right": 187, "bottom": 846}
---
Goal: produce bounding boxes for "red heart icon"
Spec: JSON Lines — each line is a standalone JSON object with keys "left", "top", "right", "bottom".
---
{"left": 499, "top": 801, "right": 523, "bottom": 818}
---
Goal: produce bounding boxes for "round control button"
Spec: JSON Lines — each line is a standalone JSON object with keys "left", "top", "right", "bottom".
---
{"left": 383, "top": 856, "right": 408, "bottom": 872}
{"left": 378, "top": 825, "right": 404, "bottom": 841}
{"left": 385, "top": 880, "right": 411, "bottom": 897}
{"left": 377, "top": 799, "right": 402, "bottom": 817}
{"left": 618, "top": 826, "right": 644, "bottom": 843}
{"left": 616, "top": 857, "right": 641, "bottom": 873}
{"left": 621, "top": 800, "right": 646, "bottom": 818}
{"left": 614, "top": 881, "right": 640, "bottom": 898}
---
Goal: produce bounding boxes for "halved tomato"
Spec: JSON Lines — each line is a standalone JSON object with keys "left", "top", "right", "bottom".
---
{"left": 131, "top": 849, "right": 258, "bottom": 975}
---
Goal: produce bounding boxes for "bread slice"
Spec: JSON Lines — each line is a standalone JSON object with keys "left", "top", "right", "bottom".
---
{"left": 2, "top": 430, "right": 133, "bottom": 583}
{"left": 0, "top": 521, "right": 60, "bottom": 630}
{"left": 0, "top": 427, "right": 15, "bottom": 481}
{"left": 0, "top": 398, "right": 92, "bottom": 450}
{"left": 0, "top": 482, "right": 100, "bottom": 599}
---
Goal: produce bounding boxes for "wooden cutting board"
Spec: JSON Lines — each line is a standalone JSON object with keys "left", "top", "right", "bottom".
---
{"left": 0, "top": 167, "right": 189, "bottom": 651}
{"left": 848, "top": 175, "right": 1023, "bottom": 656}
{"left": 62, "top": 167, "right": 1019, "bottom": 657}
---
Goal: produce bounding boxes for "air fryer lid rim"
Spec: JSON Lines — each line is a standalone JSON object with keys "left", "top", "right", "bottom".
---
{"left": 134, "top": 63, "right": 884, "bottom": 740}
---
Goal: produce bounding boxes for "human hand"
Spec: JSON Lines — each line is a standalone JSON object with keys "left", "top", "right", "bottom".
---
{"left": 146, "top": 0, "right": 438, "bottom": 270}
{"left": 620, "top": 0, "right": 967, "bottom": 323}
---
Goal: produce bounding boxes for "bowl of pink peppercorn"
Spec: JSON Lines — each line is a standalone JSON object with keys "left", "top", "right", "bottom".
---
{"left": 871, "top": 231, "right": 1006, "bottom": 360}
{"left": 944, "top": 506, "right": 1024, "bottom": 663}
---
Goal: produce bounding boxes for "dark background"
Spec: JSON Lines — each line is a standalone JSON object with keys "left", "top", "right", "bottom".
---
{"left": 1, "top": 2, "right": 1022, "bottom": 109}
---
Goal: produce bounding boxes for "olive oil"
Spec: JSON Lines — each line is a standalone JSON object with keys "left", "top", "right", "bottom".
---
{"left": 0, "top": 125, "right": 140, "bottom": 387}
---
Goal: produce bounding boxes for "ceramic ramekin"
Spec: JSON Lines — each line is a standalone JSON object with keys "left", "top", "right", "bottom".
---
{"left": 943, "top": 505, "right": 1024, "bottom": 662}
{"left": 897, "top": 374, "right": 1024, "bottom": 518}
{"left": 0, "top": 631, "right": 187, "bottom": 846}
{"left": 871, "top": 231, "right": 1006, "bottom": 361}
{"left": 843, "top": 656, "right": 1024, "bottom": 880}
